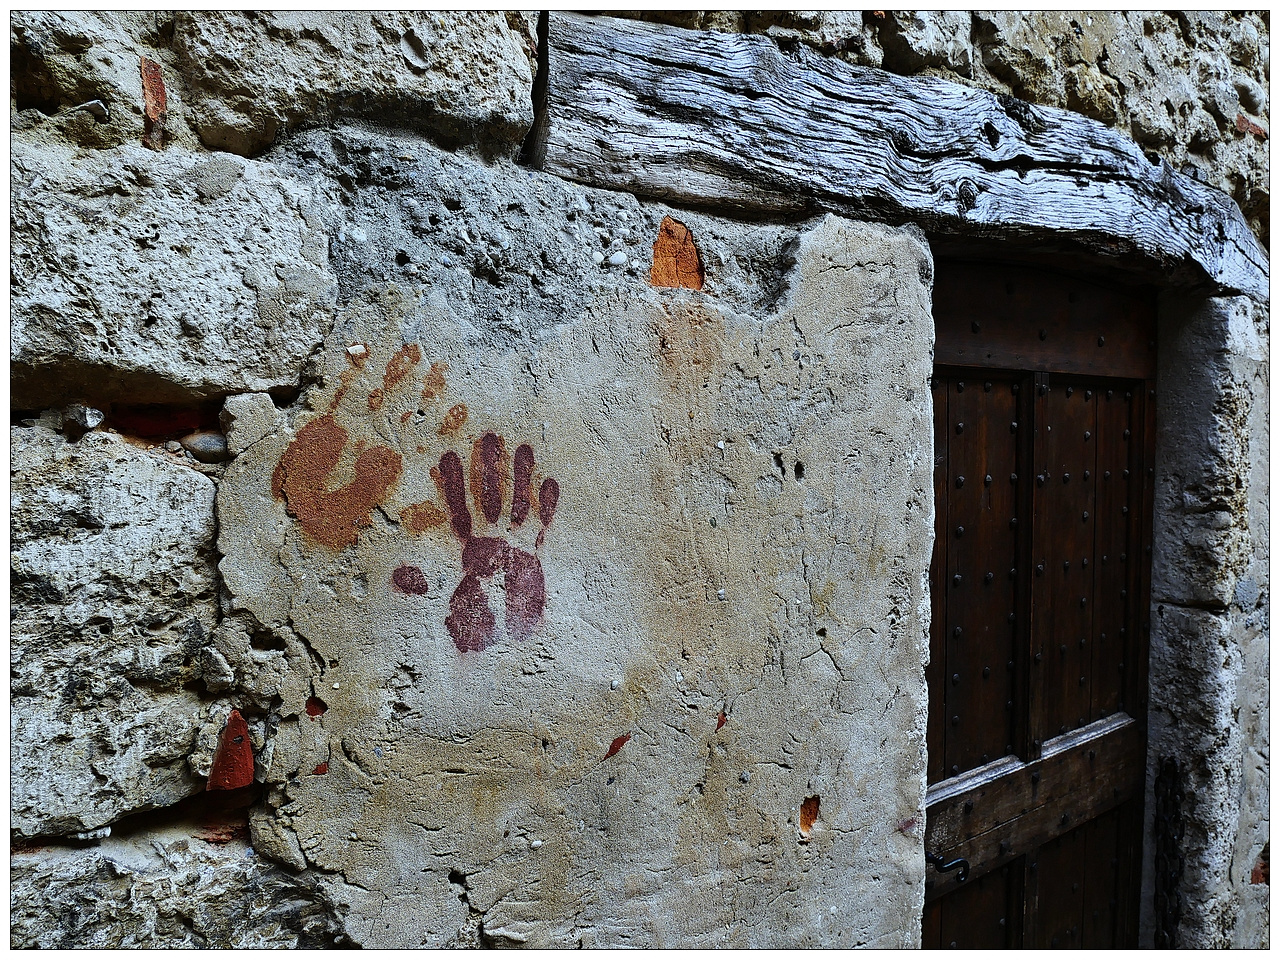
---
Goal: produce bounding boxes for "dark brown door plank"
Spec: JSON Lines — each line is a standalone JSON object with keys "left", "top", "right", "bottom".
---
{"left": 934, "top": 264, "right": 1157, "bottom": 380}
{"left": 1091, "top": 385, "right": 1136, "bottom": 721}
{"left": 936, "top": 861, "right": 1024, "bottom": 948}
{"left": 922, "top": 897, "right": 943, "bottom": 949}
{"left": 924, "top": 715, "right": 1143, "bottom": 900}
{"left": 942, "top": 376, "right": 1020, "bottom": 776}
{"left": 928, "top": 376, "right": 950, "bottom": 785}
{"left": 1080, "top": 804, "right": 1122, "bottom": 947}
{"left": 1031, "top": 824, "right": 1087, "bottom": 948}
{"left": 1032, "top": 378, "right": 1097, "bottom": 742}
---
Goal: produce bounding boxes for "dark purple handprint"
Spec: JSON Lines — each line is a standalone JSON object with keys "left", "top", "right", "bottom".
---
{"left": 392, "top": 432, "right": 559, "bottom": 652}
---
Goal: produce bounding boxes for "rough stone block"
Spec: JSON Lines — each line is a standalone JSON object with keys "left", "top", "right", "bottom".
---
{"left": 9, "top": 11, "right": 199, "bottom": 151}
{"left": 217, "top": 209, "right": 935, "bottom": 947}
{"left": 11, "top": 425, "right": 219, "bottom": 836}
{"left": 1147, "top": 603, "right": 1246, "bottom": 947}
{"left": 10, "top": 826, "right": 343, "bottom": 948}
{"left": 10, "top": 139, "right": 337, "bottom": 408}
{"left": 171, "top": 11, "right": 536, "bottom": 156}
{"left": 1153, "top": 295, "right": 1264, "bottom": 610}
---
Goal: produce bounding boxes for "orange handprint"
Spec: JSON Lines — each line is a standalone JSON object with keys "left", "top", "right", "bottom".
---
{"left": 272, "top": 344, "right": 448, "bottom": 550}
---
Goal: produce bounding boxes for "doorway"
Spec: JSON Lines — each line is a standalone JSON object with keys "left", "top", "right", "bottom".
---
{"left": 922, "top": 262, "right": 1157, "bottom": 947}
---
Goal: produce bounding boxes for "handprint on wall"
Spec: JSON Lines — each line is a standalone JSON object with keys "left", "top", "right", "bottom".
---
{"left": 393, "top": 432, "right": 560, "bottom": 652}
{"left": 270, "top": 338, "right": 559, "bottom": 652}
{"left": 271, "top": 345, "right": 429, "bottom": 550}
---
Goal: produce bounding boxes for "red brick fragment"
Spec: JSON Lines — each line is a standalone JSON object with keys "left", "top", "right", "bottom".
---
{"left": 207, "top": 709, "right": 254, "bottom": 791}
{"left": 1251, "top": 853, "right": 1269, "bottom": 885}
{"left": 603, "top": 732, "right": 631, "bottom": 760}
{"left": 312, "top": 762, "right": 329, "bottom": 776}
{"left": 305, "top": 696, "right": 327, "bottom": 718}
{"left": 716, "top": 711, "right": 727, "bottom": 731}
{"left": 650, "top": 216, "right": 704, "bottom": 290}
{"left": 1236, "top": 113, "right": 1267, "bottom": 139}
{"left": 140, "top": 56, "right": 167, "bottom": 150}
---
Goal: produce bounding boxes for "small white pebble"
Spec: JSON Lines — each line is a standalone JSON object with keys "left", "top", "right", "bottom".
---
{"left": 530, "top": 839, "right": 543, "bottom": 849}
{"left": 607, "top": 250, "right": 628, "bottom": 267}
{"left": 349, "top": 832, "right": 358, "bottom": 841}
{"left": 440, "top": 254, "right": 453, "bottom": 268}
{"left": 716, "top": 440, "right": 725, "bottom": 450}
{"left": 592, "top": 251, "right": 605, "bottom": 265}
{"left": 332, "top": 682, "right": 340, "bottom": 689}
{"left": 676, "top": 671, "right": 684, "bottom": 683}
{"left": 618, "top": 210, "right": 631, "bottom": 222}
{"left": 630, "top": 259, "right": 642, "bottom": 270}
{"left": 717, "top": 588, "right": 726, "bottom": 601}
{"left": 611, "top": 679, "right": 620, "bottom": 690}
{"left": 347, "top": 344, "right": 366, "bottom": 357}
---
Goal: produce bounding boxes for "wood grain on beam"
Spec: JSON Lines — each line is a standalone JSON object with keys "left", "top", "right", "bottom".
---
{"left": 542, "top": 13, "right": 1267, "bottom": 299}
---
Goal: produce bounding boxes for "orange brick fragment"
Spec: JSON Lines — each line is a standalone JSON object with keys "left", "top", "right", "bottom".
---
{"left": 603, "top": 732, "right": 631, "bottom": 760}
{"left": 800, "top": 795, "right": 821, "bottom": 835}
{"left": 1235, "top": 114, "right": 1267, "bottom": 139}
{"left": 140, "top": 56, "right": 167, "bottom": 150}
{"left": 650, "top": 216, "right": 704, "bottom": 290}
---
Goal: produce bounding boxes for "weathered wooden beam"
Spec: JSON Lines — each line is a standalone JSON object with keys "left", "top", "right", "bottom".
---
{"left": 541, "top": 13, "right": 1267, "bottom": 299}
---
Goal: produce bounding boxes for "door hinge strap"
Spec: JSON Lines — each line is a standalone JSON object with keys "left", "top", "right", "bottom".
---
{"left": 926, "top": 850, "right": 970, "bottom": 882}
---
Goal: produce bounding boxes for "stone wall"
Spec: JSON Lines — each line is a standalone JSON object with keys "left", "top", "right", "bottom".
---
{"left": 9, "top": 10, "right": 1268, "bottom": 948}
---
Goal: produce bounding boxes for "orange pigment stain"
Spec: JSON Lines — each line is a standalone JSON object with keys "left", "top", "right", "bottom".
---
{"left": 207, "top": 710, "right": 254, "bottom": 791}
{"left": 421, "top": 362, "right": 448, "bottom": 402}
{"left": 401, "top": 500, "right": 448, "bottom": 534}
{"left": 271, "top": 414, "right": 402, "bottom": 550}
{"left": 437, "top": 403, "right": 469, "bottom": 436}
{"left": 650, "top": 215, "right": 704, "bottom": 290}
{"left": 603, "top": 732, "right": 631, "bottom": 760}
{"left": 328, "top": 349, "right": 368, "bottom": 410}
{"left": 368, "top": 343, "right": 422, "bottom": 411}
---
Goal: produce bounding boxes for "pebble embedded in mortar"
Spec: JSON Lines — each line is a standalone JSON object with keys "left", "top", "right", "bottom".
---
{"left": 206, "top": 709, "right": 254, "bottom": 791}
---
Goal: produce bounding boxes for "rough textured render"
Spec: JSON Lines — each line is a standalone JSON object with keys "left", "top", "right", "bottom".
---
{"left": 10, "top": 426, "right": 219, "bottom": 837}
{"left": 218, "top": 196, "right": 936, "bottom": 946}
{"left": 170, "top": 11, "right": 537, "bottom": 156}
{"left": 10, "top": 138, "right": 337, "bottom": 408}
{"left": 1145, "top": 293, "right": 1270, "bottom": 948}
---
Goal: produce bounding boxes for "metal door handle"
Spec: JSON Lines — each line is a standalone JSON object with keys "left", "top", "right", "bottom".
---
{"left": 926, "top": 850, "right": 970, "bottom": 882}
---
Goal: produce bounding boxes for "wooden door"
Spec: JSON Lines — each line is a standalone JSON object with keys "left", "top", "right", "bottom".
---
{"left": 922, "top": 263, "right": 1156, "bottom": 948}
